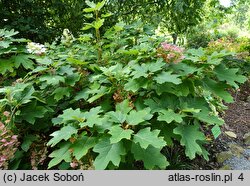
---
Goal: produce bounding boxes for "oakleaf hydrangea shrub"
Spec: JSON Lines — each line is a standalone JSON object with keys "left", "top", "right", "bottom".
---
{"left": 44, "top": 21, "right": 247, "bottom": 169}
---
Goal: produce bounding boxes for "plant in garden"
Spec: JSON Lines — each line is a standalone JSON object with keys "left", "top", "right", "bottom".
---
{"left": 186, "top": 30, "right": 212, "bottom": 48}
{"left": 45, "top": 43, "right": 247, "bottom": 169}
{"left": 207, "top": 37, "right": 240, "bottom": 53}
{"left": 0, "top": 1, "right": 248, "bottom": 170}
{"left": 45, "top": 22, "right": 247, "bottom": 169}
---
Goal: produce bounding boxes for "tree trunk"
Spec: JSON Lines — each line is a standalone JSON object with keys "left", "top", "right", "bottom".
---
{"left": 172, "top": 33, "right": 178, "bottom": 45}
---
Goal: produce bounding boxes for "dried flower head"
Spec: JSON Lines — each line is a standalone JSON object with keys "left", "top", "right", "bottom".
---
{"left": 0, "top": 122, "right": 19, "bottom": 169}
{"left": 70, "top": 161, "right": 79, "bottom": 169}
{"left": 30, "top": 144, "right": 48, "bottom": 170}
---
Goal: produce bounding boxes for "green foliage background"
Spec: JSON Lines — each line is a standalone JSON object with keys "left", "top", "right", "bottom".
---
{"left": 0, "top": 0, "right": 207, "bottom": 43}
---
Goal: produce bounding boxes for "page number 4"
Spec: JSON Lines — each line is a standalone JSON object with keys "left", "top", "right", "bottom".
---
{"left": 238, "top": 173, "right": 244, "bottom": 181}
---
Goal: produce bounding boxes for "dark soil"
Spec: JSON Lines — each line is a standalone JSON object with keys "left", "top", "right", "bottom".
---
{"left": 223, "top": 80, "right": 250, "bottom": 142}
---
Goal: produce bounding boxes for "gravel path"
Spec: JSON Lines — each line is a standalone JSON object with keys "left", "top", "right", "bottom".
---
{"left": 224, "top": 149, "right": 250, "bottom": 170}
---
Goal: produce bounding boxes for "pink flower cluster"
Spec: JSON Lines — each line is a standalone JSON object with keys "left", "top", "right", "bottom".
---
{"left": 157, "top": 42, "right": 184, "bottom": 63}
{"left": 0, "top": 120, "right": 19, "bottom": 169}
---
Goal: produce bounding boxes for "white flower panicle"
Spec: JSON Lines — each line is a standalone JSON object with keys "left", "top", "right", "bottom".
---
{"left": 26, "top": 42, "right": 46, "bottom": 55}
{"left": 61, "top": 28, "right": 75, "bottom": 47}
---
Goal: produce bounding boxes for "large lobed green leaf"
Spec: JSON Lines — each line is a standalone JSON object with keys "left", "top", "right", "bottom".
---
{"left": 48, "top": 142, "right": 72, "bottom": 169}
{"left": 157, "top": 109, "right": 184, "bottom": 123}
{"left": 93, "top": 137, "right": 126, "bottom": 169}
{"left": 214, "top": 64, "right": 247, "bottom": 89}
{"left": 133, "top": 127, "right": 166, "bottom": 149}
{"left": 108, "top": 126, "right": 134, "bottom": 144}
{"left": 53, "top": 108, "right": 83, "bottom": 125}
{"left": 19, "top": 101, "right": 49, "bottom": 124}
{"left": 0, "top": 59, "right": 15, "bottom": 74}
{"left": 47, "top": 125, "right": 78, "bottom": 147}
{"left": 126, "top": 108, "right": 153, "bottom": 125}
{"left": 154, "top": 71, "right": 182, "bottom": 85}
{"left": 173, "top": 124, "right": 206, "bottom": 159}
{"left": 131, "top": 143, "right": 169, "bottom": 169}
{"left": 71, "top": 135, "right": 97, "bottom": 160}
{"left": 81, "top": 106, "right": 104, "bottom": 127}
{"left": 202, "top": 78, "right": 234, "bottom": 103}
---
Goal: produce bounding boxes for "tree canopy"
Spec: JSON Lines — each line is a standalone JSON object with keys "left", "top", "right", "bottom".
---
{"left": 0, "top": 0, "right": 207, "bottom": 42}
